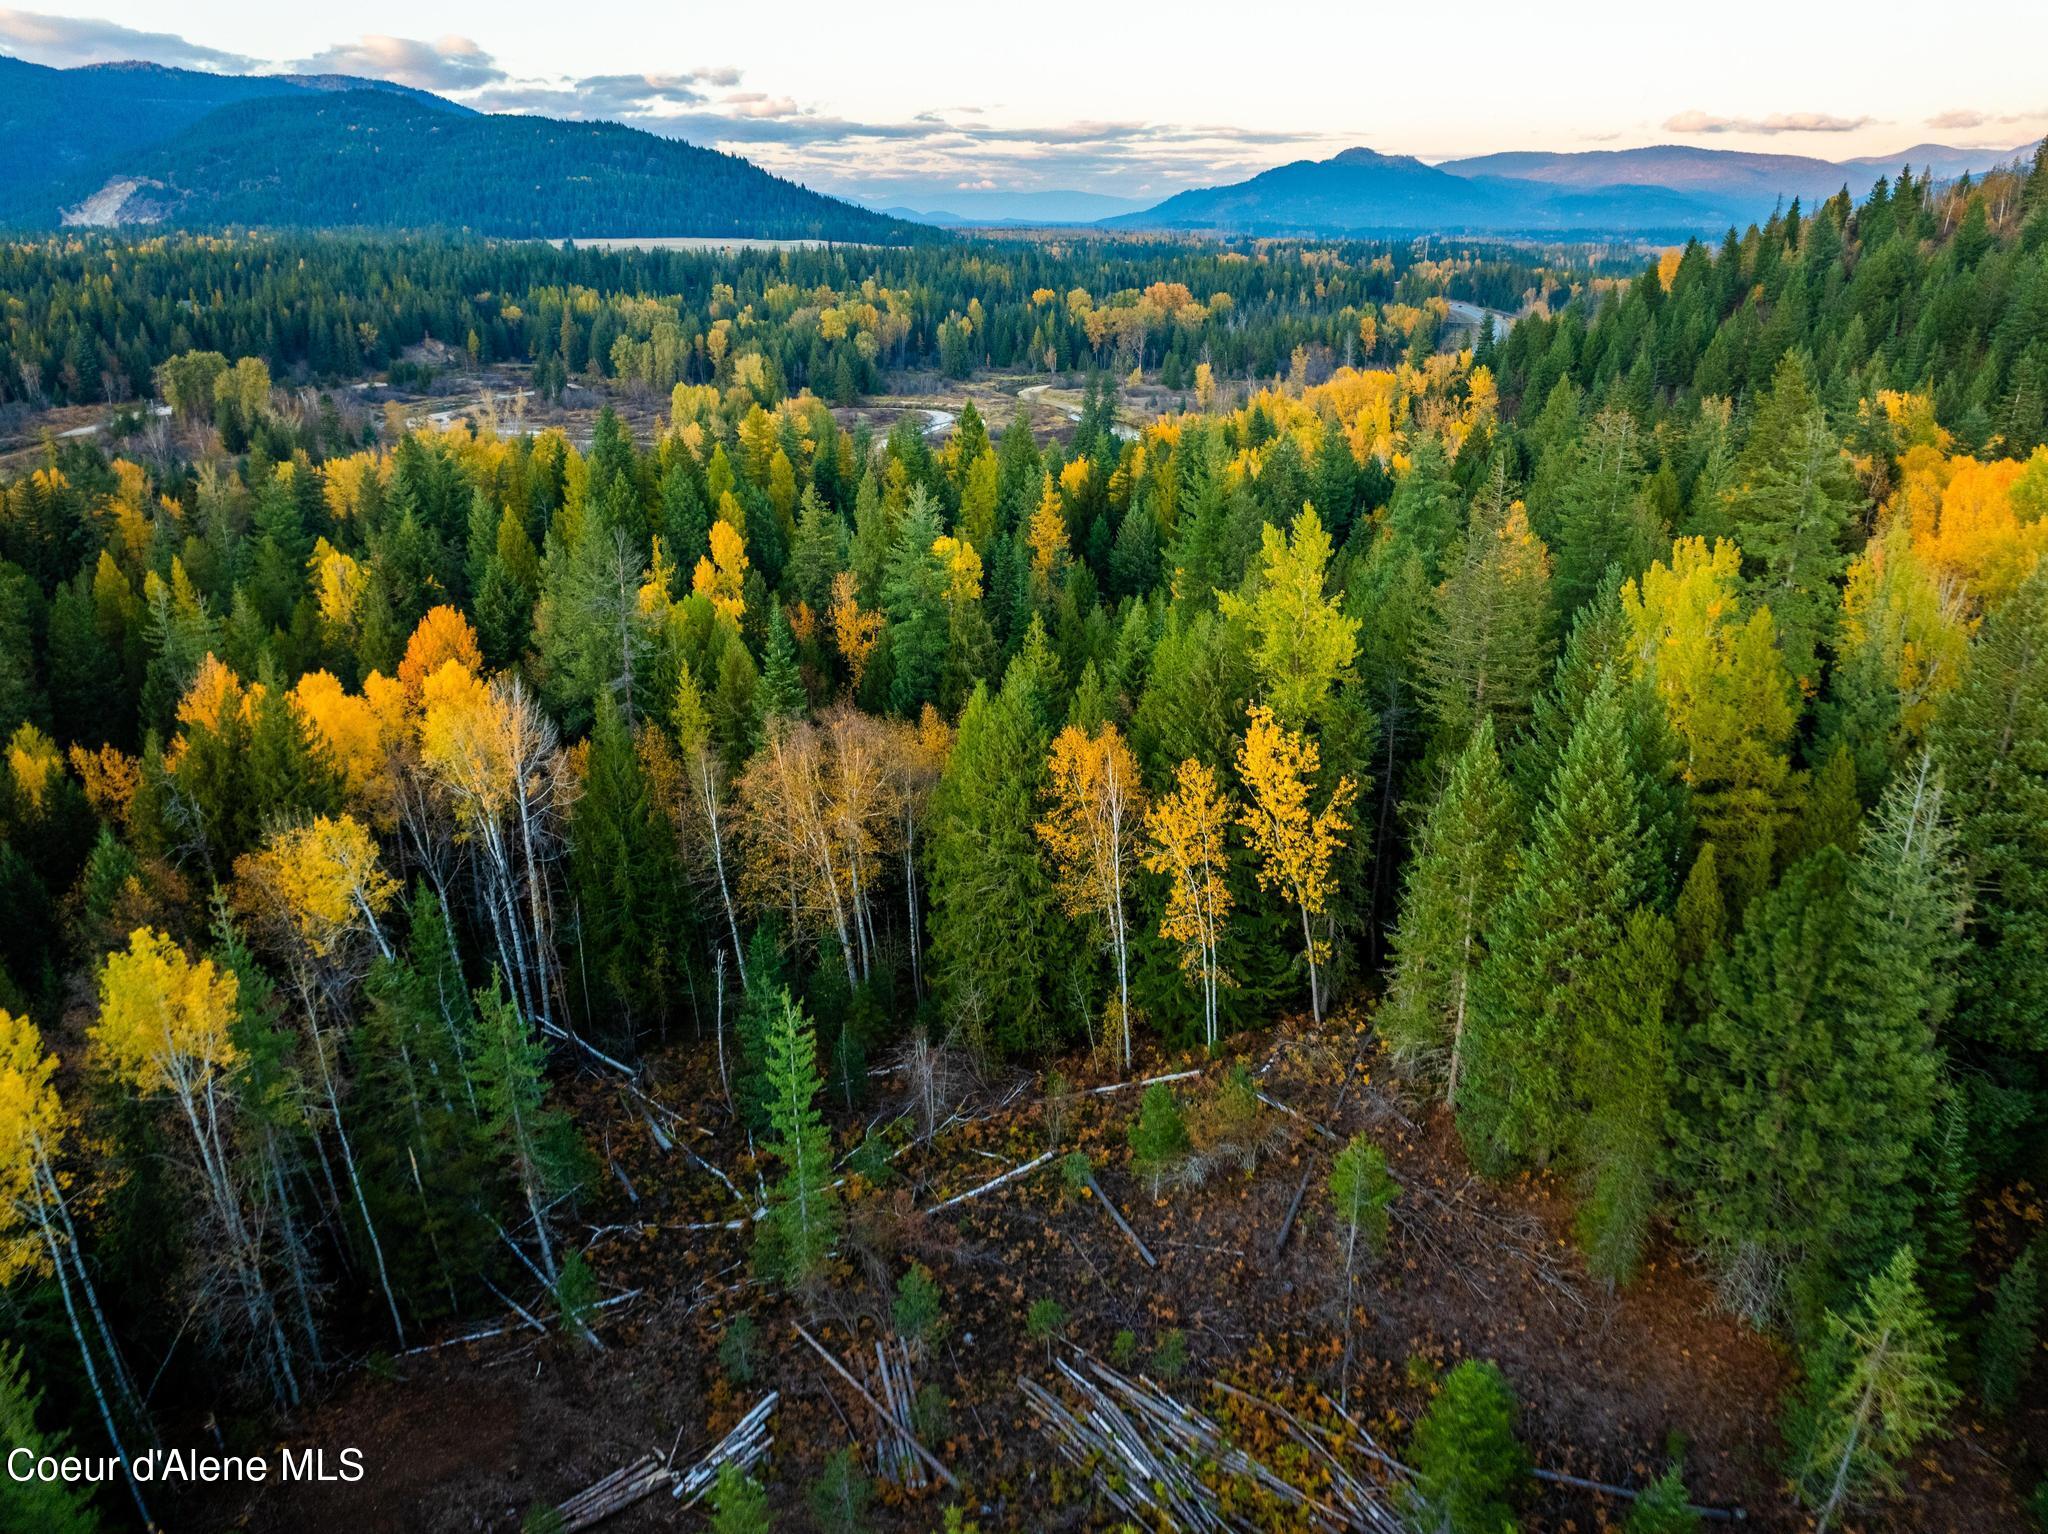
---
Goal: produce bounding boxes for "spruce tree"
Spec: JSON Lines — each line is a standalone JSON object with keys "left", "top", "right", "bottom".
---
{"left": 1381, "top": 717, "right": 1520, "bottom": 1107}
{"left": 1933, "top": 565, "right": 2048, "bottom": 1171}
{"left": 756, "top": 989, "right": 839, "bottom": 1287}
{"left": 1723, "top": 352, "right": 1859, "bottom": 690}
{"left": 1464, "top": 674, "right": 1650, "bottom": 1168}
{"left": 1978, "top": 1244, "right": 2041, "bottom": 1415}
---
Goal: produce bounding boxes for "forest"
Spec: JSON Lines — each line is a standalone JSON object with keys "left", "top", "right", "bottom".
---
{"left": 0, "top": 146, "right": 2045, "bottom": 1532}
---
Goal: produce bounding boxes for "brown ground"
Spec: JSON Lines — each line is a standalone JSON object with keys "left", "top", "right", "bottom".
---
{"left": 165, "top": 1004, "right": 2038, "bottom": 1534}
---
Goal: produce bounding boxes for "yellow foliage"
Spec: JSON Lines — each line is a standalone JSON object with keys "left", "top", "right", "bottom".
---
{"left": 0, "top": 1006, "right": 66, "bottom": 1281}
{"left": 829, "top": 571, "right": 883, "bottom": 687}
{"left": 1142, "top": 758, "right": 1235, "bottom": 998}
{"left": 1027, "top": 473, "right": 1070, "bottom": 595}
{"left": 236, "top": 815, "right": 398, "bottom": 961}
{"left": 308, "top": 537, "right": 368, "bottom": 630}
{"left": 6, "top": 723, "right": 62, "bottom": 815}
{"left": 397, "top": 605, "right": 486, "bottom": 700}
{"left": 67, "top": 743, "right": 140, "bottom": 825}
{"left": 1901, "top": 447, "right": 2048, "bottom": 610}
{"left": 1235, "top": 704, "right": 1355, "bottom": 934}
{"left": 693, "top": 519, "right": 750, "bottom": 623}
{"left": 91, "top": 928, "right": 241, "bottom": 1096}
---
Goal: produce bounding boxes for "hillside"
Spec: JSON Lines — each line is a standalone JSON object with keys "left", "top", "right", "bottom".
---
{"left": 1112, "top": 139, "right": 2042, "bottom": 236}
{"left": 0, "top": 56, "right": 925, "bottom": 242}
{"left": 1103, "top": 145, "right": 1730, "bottom": 234}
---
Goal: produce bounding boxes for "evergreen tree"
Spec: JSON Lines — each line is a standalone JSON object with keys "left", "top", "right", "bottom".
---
{"left": 1933, "top": 565, "right": 2048, "bottom": 1170}
{"left": 756, "top": 989, "right": 839, "bottom": 1286}
{"left": 1381, "top": 717, "right": 1519, "bottom": 1107}
{"left": 1405, "top": 1359, "right": 1530, "bottom": 1534}
{"left": 1723, "top": 353, "right": 1859, "bottom": 690}
{"left": 0, "top": 1343, "right": 101, "bottom": 1534}
{"left": 1464, "top": 675, "right": 1650, "bottom": 1168}
{"left": 1785, "top": 1248, "right": 1957, "bottom": 1533}
{"left": 1978, "top": 1244, "right": 2041, "bottom": 1415}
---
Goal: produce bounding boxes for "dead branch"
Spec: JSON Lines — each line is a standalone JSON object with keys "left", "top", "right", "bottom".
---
{"left": 1081, "top": 1169, "right": 1156, "bottom": 1267}
{"left": 792, "top": 1323, "right": 961, "bottom": 1491}
{"left": 922, "top": 1149, "right": 1054, "bottom": 1215}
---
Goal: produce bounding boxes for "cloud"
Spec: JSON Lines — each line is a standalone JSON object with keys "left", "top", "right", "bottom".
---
{"left": 0, "top": 8, "right": 256, "bottom": 71}
{"left": 719, "top": 92, "right": 802, "bottom": 120}
{"left": 466, "top": 67, "right": 747, "bottom": 119}
{"left": 294, "top": 34, "right": 504, "bottom": 92}
{"left": 1664, "top": 109, "right": 1874, "bottom": 135}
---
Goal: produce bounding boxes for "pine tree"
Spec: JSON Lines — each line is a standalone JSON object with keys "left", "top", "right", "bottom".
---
{"left": 567, "top": 692, "right": 674, "bottom": 1039}
{"left": 1575, "top": 907, "right": 1677, "bottom": 1285}
{"left": 1786, "top": 1248, "right": 1958, "bottom": 1534}
{"left": 1126, "top": 1080, "right": 1190, "bottom": 1197}
{"left": 1625, "top": 1466, "right": 1702, "bottom": 1533}
{"left": 1382, "top": 717, "right": 1519, "bottom": 1106}
{"left": 756, "top": 989, "right": 839, "bottom": 1286}
{"left": 1550, "top": 407, "right": 1660, "bottom": 619}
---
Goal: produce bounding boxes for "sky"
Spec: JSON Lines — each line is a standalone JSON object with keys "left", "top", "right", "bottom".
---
{"left": 3, "top": 2, "right": 2045, "bottom": 204}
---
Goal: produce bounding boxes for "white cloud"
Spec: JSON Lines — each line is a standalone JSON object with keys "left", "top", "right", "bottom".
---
{"left": 1664, "top": 109, "right": 1874, "bottom": 135}
{"left": 0, "top": 7, "right": 256, "bottom": 70}
{"left": 294, "top": 34, "right": 504, "bottom": 92}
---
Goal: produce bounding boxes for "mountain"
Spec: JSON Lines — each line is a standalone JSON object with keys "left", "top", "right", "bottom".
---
{"left": 862, "top": 188, "right": 1150, "bottom": 226}
{"left": 0, "top": 56, "right": 460, "bottom": 219}
{"left": 0, "top": 55, "right": 925, "bottom": 242}
{"left": 1109, "top": 139, "right": 2044, "bottom": 237}
{"left": 1440, "top": 141, "right": 2040, "bottom": 209}
{"left": 1102, "top": 147, "right": 1730, "bottom": 235}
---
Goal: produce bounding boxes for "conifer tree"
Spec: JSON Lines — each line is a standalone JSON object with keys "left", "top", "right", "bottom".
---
{"left": 756, "top": 989, "right": 839, "bottom": 1286}
{"left": 1464, "top": 675, "right": 1649, "bottom": 1168}
{"left": 0, "top": 1343, "right": 100, "bottom": 1534}
{"left": 1723, "top": 352, "right": 1860, "bottom": 690}
{"left": 1786, "top": 1248, "right": 1957, "bottom": 1534}
{"left": 1933, "top": 564, "right": 2047, "bottom": 1170}
{"left": 468, "top": 975, "right": 580, "bottom": 1289}
{"left": 1979, "top": 1244, "right": 2041, "bottom": 1415}
{"left": 1405, "top": 1359, "right": 1530, "bottom": 1534}
{"left": 1382, "top": 717, "right": 1519, "bottom": 1106}
{"left": 1416, "top": 463, "right": 1555, "bottom": 752}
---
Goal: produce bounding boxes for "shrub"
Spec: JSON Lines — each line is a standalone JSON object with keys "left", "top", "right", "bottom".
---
{"left": 718, "top": 1315, "right": 760, "bottom": 1384}
{"left": 893, "top": 1262, "right": 946, "bottom": 1353}
{"left": 1026, "top": 1297, "right": 1069, "bottom": 1359}
{"left": 1624, "top": 1466, "right": 1702, "bottom": 1533}
{"left": 809, "top": 1445, "right": 872, "bottom": 1534}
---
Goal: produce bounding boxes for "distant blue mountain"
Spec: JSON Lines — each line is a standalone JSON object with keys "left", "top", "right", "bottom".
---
{"left": 1106, "top": 140, "right": 2042, "bottom": 236}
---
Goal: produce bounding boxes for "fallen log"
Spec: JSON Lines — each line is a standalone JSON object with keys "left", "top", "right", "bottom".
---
{"left": 922, "top": 1149, "right": 1054, "bottom": 1215}
{"left": 1081, "top": 1169, "right": 1156, "bottom": 1267}
{"left": 792, "top": 1323, "right": 961, "bottom": 1492}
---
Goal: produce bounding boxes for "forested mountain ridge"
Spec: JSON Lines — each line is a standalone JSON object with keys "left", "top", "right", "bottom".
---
{"left": 0, "top": 146, "right": 2045, "bottom": 1531}
{"left": 0, "top": 55, "right": 925, "bottom": 243}
{"left": 1112, "top": 138, "right": 2046, "bottom": 235}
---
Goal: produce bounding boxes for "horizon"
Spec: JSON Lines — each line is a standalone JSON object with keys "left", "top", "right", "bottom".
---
{"left": 3, "top": 2, "right": 2045, "bottom": 203}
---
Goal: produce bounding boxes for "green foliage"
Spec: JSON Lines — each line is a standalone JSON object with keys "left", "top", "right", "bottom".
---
{"left": 1785, "top": 1249, "right": 1958, "bottom": 1523}
{"left": 1110, "top": 1328, "right": 1139, "bottom": 1368}
{"left": 1979, "top": 1245, "right": 2041, "bottom": 1415}
{"left": 893, "top": 1262, "right": 946, "bottom": 1352}
{"left": 1405, "top": 1359, "right": 1530, "bottom": 1534}
{"left": 1025, "top": 1297, "right": 1069, "bottom": 1356}
{"left": 755, "top": 990, "right": 840, "bottom": 1287}
{"left": 1624, "top": 1466, "right": 1701, "bottom": 1534}
{"left": 718, "top": 1315, "right": 760, "bottom": 1385}
{"left": 708, "top": 1461, "right": 771, "bottom": 1534}
{"left": 0, "top": 1343, "right": 101, "bottom": 1534}
{"left": 1152, "top": 1327, "right": 1188, "bottom": 1382}
{"left": 1328, "top": 1133, "right": 1398, "bottom": 1270}
{"left": 1126, "top": 1081, "right": 1191, "bottom": 1194}
{"left": 553, "top": 1250, "right": 598, "bottom": 1340}
{"left": 809, "top": 1446, "right": 872, "bottom": 1534}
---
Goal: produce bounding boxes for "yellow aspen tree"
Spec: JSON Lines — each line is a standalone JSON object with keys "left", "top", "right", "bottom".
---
{"left": 0, "top": 1007, "right": 151, "bottom": 1526}
{"left": 5, "top": 722, "right": 62, "bottom": 816}
{"left": 1142, "top": 758, "right": 1235, "bottom": 1051}
{"left": 1036, "top": 723, "right": 1145, "bottom": 1068}
{"left": 1235, "top": 703, "right": 1356, "bottom": 1024}
{"left": 670, "top": 661, "right": 747, "bottom": 977}
{"left": 93, "top": 929, "right": 320, "bottom": 1377}
{"left": 882, "top": 705, "right": 953, "bottom": 999}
